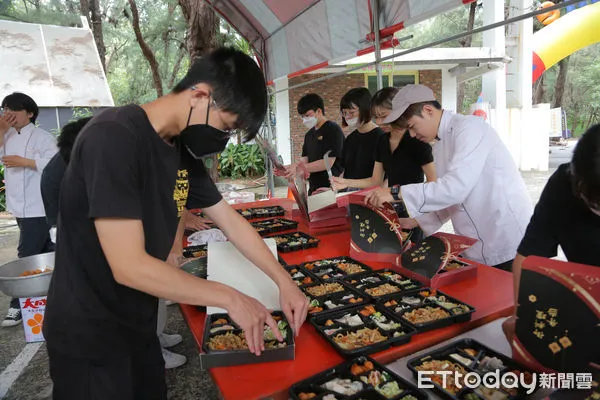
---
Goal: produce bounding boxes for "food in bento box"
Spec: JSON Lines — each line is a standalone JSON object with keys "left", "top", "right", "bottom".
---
{"left": 350, "top": 360, "right": 374, "bottom": 375}
{"left": 359, "top": 305, "right": 376, "bottom": 316}
{"left": 19, "top": 267, "right": 53, "bottom": 276}
{"left": 399, "top": 396, "right": 418, "bottom": 400}
{"left": 335, "top": 313, "right": 364, "bottom": 327}
{"left": 401, "top": 296, "right": 422, "bottom": 306}
{"left": 415, "top": 359, "right": 467, "bottom": 394}
{"left": 209, "top": 325, "right": 236, "bottom": 334}
{"left": 403, "top": 306, "right": 450, "bottom": 324}
{"left": 375, "top": 381, "right": 402, "bottom": 398}
{"left": 298, "top": 393, "right": 317, "bottom": 400}
{"left": 463, "top": 394, "right": 481, "bottom": 400}
{"left": 306, "top": 283, "right": 344, "bottom": 297}
{"left": 333, "top": 327, "right": 387, "bottom": 350}
{"left": 450, "top": 353, "right": 473, "bottom": 366}
{"left": 321, "top": 378, "right": 363, "bottom": 395}
{"left": 476, "top": 356, "right": 506, "bottom": 373}
{"left": 336, "top": 262, "right": 366, "bottom": 275}
{"left": 208, "top": 331, "right": 247, "bottom": 350}
{"left": 445, "top": 261, "right": 467, "bottom": 270}
{"left": 369, "top": 312, "right": 403, "bottom": 331}
{"left": 322, "top": 395, "right": 338, "bottom": 400}
{"left": 212, "top": 318, "right": 229, "bottom": 326}
{"left": 462, "top": 348, "right": 479, "bottom": 358}
{"left": 365, "top": 283, "right": 401, "bottom": 297}
{"left": 474, "top": 386, "right": 509, "bottom": 400}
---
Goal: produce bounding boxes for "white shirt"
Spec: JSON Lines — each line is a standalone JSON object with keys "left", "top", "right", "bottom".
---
{"left": 0, "top": 123, "right": 57, "bottom": 218}
{"left": 401, "top": 111, "right": 533, "bottom": 266}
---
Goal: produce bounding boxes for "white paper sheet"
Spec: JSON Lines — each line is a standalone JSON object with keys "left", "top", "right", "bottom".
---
{"left": 206, "top": 239, "right": 280, "bottom": 315}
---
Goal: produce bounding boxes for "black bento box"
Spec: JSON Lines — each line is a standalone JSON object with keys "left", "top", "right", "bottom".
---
{"left": 199, "top": 311, "right": 295, "bottom": 369}
{"left": 285, "top": 265, "right": 321, "bottom": 288}
{"left": 302, "top": 256, "right": 374, "bottom": 281}
{"left": 237, "top": 205, "right": 285, "bottom": 220}
{"left": 343, "top": 269, "right": 423, "bottom": 301}
{"left": 250, "top": 218, "right": 299, "bottom": 236}
{"left": 182, "top": 244, "right": 208, "bottom": 259}
{"left": 310, "top": 303, "right": 417, "bottom": 357}
{"left": 380, "top": 288, "right": 475, "bottom": 332}
{"left": 407, "top": 338, "right": 538, "bottom": 400}
{"left": 267, "top": 231, "right": 320, "bottom": 252}
{"left": 302, "top": 281, "right": 371, "bottom": 319}
{"left": 290, "top": 356, "right": 429, "bottom": 400}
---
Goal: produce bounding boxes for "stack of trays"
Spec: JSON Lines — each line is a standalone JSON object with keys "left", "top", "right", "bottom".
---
{"left": 407, "top": 338, "right": 538, "bottom": 400}
{"left": 200, "top": 311, "right": 295, "bottom": 368}
{"left": 290, "top": 356, "right": 429, "bottom": 400}
{"left": 381, "top": 289, "right": 475, "bottom": 332}
{"left": 237, "top": 205, "right": 285, "bottom": 219}
{"left": 302, "top": 281, "right": 370, "bottom": 318}
{"left": 269, "top": 232, "right": 320, "bottom": 253}
{"left": 303, "top": 257, "right": 373, "bottom": 281}
{"left": 250, "top": 218, "right": 299, "bottom": 235}
{"left": 343, "top": 270, "right": 423, "bottom": 301}
{"left": 309, "top": 303, "right": 417, "bottom": 357}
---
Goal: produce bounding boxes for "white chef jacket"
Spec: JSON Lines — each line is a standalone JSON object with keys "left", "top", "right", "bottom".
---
{"left": 401, "top": 111, "right": 533, "bottom": 266}
{"left": 0, "top": 123, "right": 57, "bottom": 218}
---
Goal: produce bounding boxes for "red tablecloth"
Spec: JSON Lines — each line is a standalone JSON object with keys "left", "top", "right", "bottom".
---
{"left": 180, "top": 199, "right": 514, "bottom": 400}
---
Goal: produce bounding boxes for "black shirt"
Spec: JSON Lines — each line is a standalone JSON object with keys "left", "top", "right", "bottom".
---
{"left": 301, "top": 121, "right": 344, "bottom": 194}
{"left": 180, "top": 149, "right": 222, "bottom": 211}
{"left": 339, "top": 127, "right": 385, "bottom": 180}
{"left": 41, "top": 153, "right": 66, "bottom": 227}
{"left": 518, "top": 163, "right": 600, "bottom": 266}
{"left": 43, "top": 105, "right": 221, "bottom": 359}
{"left": 374, "top": 131, "right": 434, "bottom": 186}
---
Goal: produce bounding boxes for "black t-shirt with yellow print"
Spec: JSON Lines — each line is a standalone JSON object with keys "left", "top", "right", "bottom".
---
{"left": 44, "top": 104, "right": 221, "bottom": 360}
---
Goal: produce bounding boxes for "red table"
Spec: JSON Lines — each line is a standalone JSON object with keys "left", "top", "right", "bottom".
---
{"left": 180, "top": 199, "right": 515, "bottom": 400}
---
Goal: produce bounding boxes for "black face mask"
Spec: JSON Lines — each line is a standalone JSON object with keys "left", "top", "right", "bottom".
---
{"left": 180, "top": 99, "right": 230, "bottom": 159}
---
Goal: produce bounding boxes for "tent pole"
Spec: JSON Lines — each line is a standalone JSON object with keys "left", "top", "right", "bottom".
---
{"left": 372, "top": 0, "right": 383, "bottom": 90}
{"left": 271, "top": 0, "right": 582, "bottom": 95}
{"left": 264, "top": 99, "right": 275, "bottom": 198}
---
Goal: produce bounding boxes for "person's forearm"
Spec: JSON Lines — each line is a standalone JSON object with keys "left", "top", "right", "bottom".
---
{"left": 115, "top": 252, "right": 236, "bottom": 308}
{"left": 342, "top": 176, "right": 381, "bottom": 189}
{"left": 305, "top": 159, "right": 328, "bottom": 173}
{"left": 512, "top": 254, "right": 525, "bottom": 308}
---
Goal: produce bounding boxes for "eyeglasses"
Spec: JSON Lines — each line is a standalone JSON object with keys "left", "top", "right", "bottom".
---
{"left": 341, "top": 109, "right": 359, "bottom": 118}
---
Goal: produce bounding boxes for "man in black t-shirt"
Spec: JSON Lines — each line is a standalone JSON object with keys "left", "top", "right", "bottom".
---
{"left": 43, "top": 48, "right": 308, "bottom": 400}
{"left": 503, "top": 124, "right": 600, "bottom": 343}
{"left": 281, "top": 93, "right": 344, "bottom": 194}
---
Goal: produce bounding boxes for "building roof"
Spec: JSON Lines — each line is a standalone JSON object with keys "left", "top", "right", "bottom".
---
{"left": 0, "top": 20, "right": 114, "bottom": 107}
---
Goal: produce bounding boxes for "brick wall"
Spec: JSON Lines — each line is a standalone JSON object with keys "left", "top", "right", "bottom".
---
{"left": 288, "top": 73, "right": 364, "bottom": 163}
{"left": 419, "top": 70, "right": 442, "bottom": 100}
{"left": 286, "top": 71, "right": 442, "bottom": 162}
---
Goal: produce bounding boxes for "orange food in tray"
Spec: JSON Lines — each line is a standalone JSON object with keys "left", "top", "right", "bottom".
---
{"left": 19, "top": 268, "right": 53, "bottom": 277}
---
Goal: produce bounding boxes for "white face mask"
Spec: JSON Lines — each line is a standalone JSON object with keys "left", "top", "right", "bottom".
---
{"left": 302, "top": 116, "right": 318, "bottom": 129}
{"left": 346, "top": 117, "right": 359, "bottom": 129}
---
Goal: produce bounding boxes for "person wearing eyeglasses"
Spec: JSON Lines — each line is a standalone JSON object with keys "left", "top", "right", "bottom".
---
{"left": 280, "top": 93, "right": 345, "bottom": 194}
{"left": 42, "top": 48, "right": 308, "bottom": 400}
{"left": 332, "top": 88, "right": 385, "bottom": 191}
{"left": 0, "top": 92, "right": 57, "bottom": 328}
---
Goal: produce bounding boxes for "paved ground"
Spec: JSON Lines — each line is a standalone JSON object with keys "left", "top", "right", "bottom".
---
{"left": 0, "top": 143, "right": 575, "bottom": 400}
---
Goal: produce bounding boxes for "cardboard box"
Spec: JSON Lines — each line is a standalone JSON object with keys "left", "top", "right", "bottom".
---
{"left": 394, "top": 233, "right": 478, "bottom": 289}
{"left": 512, "top": 256, "right": 600, "bottom": 374}
{"left": 19, "top": 296, "right": 46, "bottom": 343}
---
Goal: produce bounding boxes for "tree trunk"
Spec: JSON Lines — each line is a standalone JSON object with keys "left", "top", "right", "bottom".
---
{"left": 533, "top": 74, "right": 545, "bottom": 105}
{"left": 456, "top": 2, "right": 477, "bottom": 113}
{"left": 128, "top": 0, "right": 163, "bottom": 97}
{"left": 81, "top": 0, "right": 107, "bottom": 72}
{"left": 178, "top": 0, "right": 220, "bottom": 180}
{"left": 552, "top": 56, "right": 570, "bottom": 108}
{"left": 168, "top": 43, "right": 187, "bottom": 88}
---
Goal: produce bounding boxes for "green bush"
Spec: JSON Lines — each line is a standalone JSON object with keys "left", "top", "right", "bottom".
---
{"left": 218, "top": 143, "right": 265, "bottom": 179}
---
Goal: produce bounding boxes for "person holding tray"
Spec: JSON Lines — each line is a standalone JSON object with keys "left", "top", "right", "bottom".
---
{"left": 43, "top": 48, "right": 308, "bottom": 400}
{"left": 280, "top": 93, "right": 345, "bottom": 194}
{"left": 331, "top": 87, "right": 436, "bottom": 242}
{"left": 364, "top": 84, "right": 532, "bottom": 270}
{"left": 333, "top": 88, "right": 385, "bottom": 188}
{"left": 503, "top": 124, "right": 600, "bottom": 342}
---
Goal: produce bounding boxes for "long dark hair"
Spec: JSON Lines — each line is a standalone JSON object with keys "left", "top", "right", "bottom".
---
{"left": 571, "top": 124, "right": 600, "bottom": 209}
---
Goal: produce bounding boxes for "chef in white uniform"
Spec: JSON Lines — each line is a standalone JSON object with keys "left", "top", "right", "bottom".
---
{"left": 0, "top": 92, "right": 57, "bottom": 327}
{"left": 365, "top": 85, "right": 532, "bottom": 270}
